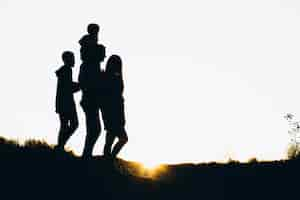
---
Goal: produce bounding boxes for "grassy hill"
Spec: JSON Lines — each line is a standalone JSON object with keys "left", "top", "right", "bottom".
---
{"left": 0, "top": 136, "right": 299, "bottom": 200}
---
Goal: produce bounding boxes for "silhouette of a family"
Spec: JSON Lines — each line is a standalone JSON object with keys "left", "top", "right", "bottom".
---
{"left": 55, "top": 24, "right": 128, "bottom": 160}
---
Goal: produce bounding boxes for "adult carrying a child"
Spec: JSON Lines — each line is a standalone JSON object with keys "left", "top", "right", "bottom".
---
{"left": 78, "top": 23, "right": 106, "bottom": 158}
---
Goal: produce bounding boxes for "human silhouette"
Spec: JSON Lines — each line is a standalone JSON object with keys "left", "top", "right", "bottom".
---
{"left": 55, "top": 51, "right": 80, "bottom": 150}
{"left": 103, "top": 55, "right": 128, "bottom": 158}
{"left": 78, "top": 24, "right": 106, "bottom": 158}
{"left": 79, "top": 23, "right": 105, "bottom": 63}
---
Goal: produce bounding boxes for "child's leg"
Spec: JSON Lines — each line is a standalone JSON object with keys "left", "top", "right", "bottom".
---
{"left": 59, "top": 112, "right": 78, "bottom": 150}
{"left": 82, "top": 109, "right": 101, "bottom": 158}
{"left": 57, "top": 114, "right": 69, "bottom": 149}
{"left": 68, "top": 110, "right": 79, "bottom": 138}
{"left": 103, "top": 132, "right": 115, "bottom": 157}
{"left": 111, "top": 129, "right": 128, "bottom": 157}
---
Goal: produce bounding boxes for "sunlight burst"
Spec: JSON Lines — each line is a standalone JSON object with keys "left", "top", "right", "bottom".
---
{"left": 142, "top": 160, "right": 161, "bottom": 171}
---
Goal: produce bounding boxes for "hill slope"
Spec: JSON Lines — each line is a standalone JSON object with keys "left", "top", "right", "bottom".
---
{"left": 0, "top": 136, "right": 299, "bottom": 200}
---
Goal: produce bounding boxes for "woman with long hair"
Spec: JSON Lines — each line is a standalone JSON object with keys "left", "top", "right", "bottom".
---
{"left": 103, "top": 55, "right": 128, "bottom": 158}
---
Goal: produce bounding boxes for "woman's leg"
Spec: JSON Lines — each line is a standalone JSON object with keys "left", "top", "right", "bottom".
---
{"left": 103, "top": 132, "right": 115, "bottom": 157}
{"left": 82, "top": 109, "right": 101, "bottom": 158}
{"left": 111, "top": 129, "right": 128, "bottom": 158}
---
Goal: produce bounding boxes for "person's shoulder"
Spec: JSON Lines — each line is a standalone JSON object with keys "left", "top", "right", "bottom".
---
{"left": 55, "top": 65, "right": 69, "bottom": 77}
{"left": 55, "top": 65, "right": 63, "bottom": 76}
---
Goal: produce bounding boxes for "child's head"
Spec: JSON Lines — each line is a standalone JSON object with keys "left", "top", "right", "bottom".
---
{"left": 87, "top": 23, "right": 99, "bottom": 36}
{"left": 106, "top": 55, "right": 122, "bottom": 76}
{"left": 87, "top": 24, "right": 99, "bottom": 43}
{"left": 62, "top": 51, "right": 75, "bottom": 67}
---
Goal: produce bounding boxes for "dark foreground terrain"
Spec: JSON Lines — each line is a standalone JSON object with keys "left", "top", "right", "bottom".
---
{"left": 0, "top": 137, "right": 299, "bottom": 200}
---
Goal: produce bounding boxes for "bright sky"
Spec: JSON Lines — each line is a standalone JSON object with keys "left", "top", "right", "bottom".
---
{"left": 0, "top": 0, "right": 300, "bottom": 165}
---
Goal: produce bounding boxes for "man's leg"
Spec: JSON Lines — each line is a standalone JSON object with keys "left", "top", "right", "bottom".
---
{"left": 82, "top": 109, "right": 101, "bottom": 158}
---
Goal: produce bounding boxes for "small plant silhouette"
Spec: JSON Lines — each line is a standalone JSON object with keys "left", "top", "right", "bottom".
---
{"left": 285, "top": 113, "right": 300, "bottom": 159}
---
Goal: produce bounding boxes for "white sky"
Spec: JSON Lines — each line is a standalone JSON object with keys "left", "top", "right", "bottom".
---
{"left": 0, "top": 0, "right": 300, "bottom": 165}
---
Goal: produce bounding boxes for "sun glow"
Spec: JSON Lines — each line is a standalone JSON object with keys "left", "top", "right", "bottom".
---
{"left": 136, "top": 160, "right": 168, "bottom": 179}
{"left": 142, "top": 160, "right": 161, "bottom": 171}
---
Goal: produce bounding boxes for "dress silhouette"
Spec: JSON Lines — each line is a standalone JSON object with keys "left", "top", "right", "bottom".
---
{"left": 55, "top": 51, "right": 80, "bottom": 150}
{"left": 103, "top": 55, "right": 128, "bottom": 158}
{"left": 78, "top": 24, "right": 106, "bottom": 158}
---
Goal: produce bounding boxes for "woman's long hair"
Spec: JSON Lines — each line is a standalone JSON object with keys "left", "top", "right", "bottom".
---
{"left": 106, "top": 55, "right": 123, "bottom": 78}
{"left": 106, "top": 55, "right": 124, "bottom": 93}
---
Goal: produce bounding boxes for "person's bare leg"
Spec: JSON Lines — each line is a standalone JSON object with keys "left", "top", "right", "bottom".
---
{"left": 103, "top": 132, "right": 115, "bottom": 157}
{"left": 111, "top": 131, "right": 128, "bottom": 158}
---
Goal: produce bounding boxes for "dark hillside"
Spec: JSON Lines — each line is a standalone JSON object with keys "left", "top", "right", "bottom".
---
{"left": 0, "top": 136, "right": 299, "bottom": 200}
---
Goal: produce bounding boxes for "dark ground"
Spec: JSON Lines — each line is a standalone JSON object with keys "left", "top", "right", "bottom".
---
{"left": 0, "top": 136, "right": 299, "bottom": 200}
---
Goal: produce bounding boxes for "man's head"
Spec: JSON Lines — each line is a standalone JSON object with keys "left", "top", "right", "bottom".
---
{"left": 62, "top": 51, "right": 75, "bottom": 67}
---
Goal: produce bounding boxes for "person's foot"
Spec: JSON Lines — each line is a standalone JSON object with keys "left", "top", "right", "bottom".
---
{"left": 112, "top": 158, "right": 127, "bottom": 175}
{"left": 104, "top": 153, "right": 115, "bottom": 168}
{"left": 103, "top": 152, "right": 112, "bottom": 159}
{"left": 81, "top": 153, "right": 93, "bottom": 161}
{"left": 54, "top": 145, "right": 64, "bottom": 152}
